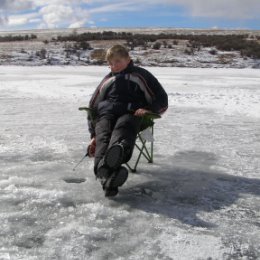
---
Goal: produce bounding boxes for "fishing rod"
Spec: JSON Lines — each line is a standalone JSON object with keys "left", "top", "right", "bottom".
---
{"left": 72, "top": 152, "right": 89, "bottom": 171}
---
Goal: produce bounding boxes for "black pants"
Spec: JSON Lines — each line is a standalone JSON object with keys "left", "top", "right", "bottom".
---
{"left": 94, "top": 113, "right": 142, "bottom": 174}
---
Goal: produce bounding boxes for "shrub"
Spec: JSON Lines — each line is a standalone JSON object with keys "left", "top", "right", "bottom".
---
{"left": 78, "top": 41, "right": 92, "bottom": 50}
{"left": 209, "top": 49, "right": 217, "bottom": 55}
{"left": 153, "top": 42, "right": 161, "bottom": 50}
{"left": 162, "top": 41, "right": 167, "bottom": 48}
{"left": 90, "top": 49, "right": 106, "bottom": 63}
{"left": 126, "top": 38, "right": 147, "bottom": 49}
{"left": 0, "top": 34, "right": 37, "bottom": 42}
{"left": 36, "top": 48, "right": 47, "bottom": 59}
{"left": 184, "top": 48, "right": 193, "bottom": 55}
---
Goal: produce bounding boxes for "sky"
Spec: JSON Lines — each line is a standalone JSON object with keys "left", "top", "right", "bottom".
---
{"left": 0, "top": 0, "right": 260, "bottom": 31}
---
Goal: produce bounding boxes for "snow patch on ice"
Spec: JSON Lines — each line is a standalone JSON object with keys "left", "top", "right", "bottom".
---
{"left": 0, "top": 66, "right": 259, "bottom": 260}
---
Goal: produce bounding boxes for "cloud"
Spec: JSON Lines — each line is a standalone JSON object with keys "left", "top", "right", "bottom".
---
{"left": 39, "top": 4, "right": 90, "bottom": 29}
{"left": 89, "top": 2, "right": 138, "bottom": 14}
{"left": 32, "top": 0, "right": 89, "bottom": 8}
{"left": 8, "top": 16, "right": 29, "bottom": 26}
{"left": 145, "top": 0, "right": 260, "bottom": 20}
{"left": 0, "top": 16, "right": 8, "bottom": 25}
{"left": 39, "top": 5, "right": 74, "bottom": 28}
{"left": 0, "top": 0, "right": 33, "bottom": 12}
{"left": 89, "top": 0, "right": 260, "bottom": 21}
{"left": 69, "top": 20, "right": 86, "bottom": 29}
{"left": 0, "top": 0, "right": 259, "bottom": 30}
{"left": 0, "top": 0, "right": 33, "bottom": 27}
{"left": 0, "top": 0, "right": 152, "bottom": 29}
{"left": 7, "top": 13, "right": 39, "bottom": 26}
{"left": 102, "top": 0, "right": 260, "bottom": 20}
{"left": 1, "top": 0, "right": 91, "bottom": 29}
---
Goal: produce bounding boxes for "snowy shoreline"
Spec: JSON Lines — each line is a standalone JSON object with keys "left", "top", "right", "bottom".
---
{"left": 1, "top": 48, "right": 259, "bottom": 68}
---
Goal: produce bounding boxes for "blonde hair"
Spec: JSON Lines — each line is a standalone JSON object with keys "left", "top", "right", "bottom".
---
{"left": 105, "top": 44, "right": 129, "bottom": 61}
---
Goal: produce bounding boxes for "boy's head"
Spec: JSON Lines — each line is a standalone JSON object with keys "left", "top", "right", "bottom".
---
{"left": 106, "top": 45, "right": 130, "bottom": 73}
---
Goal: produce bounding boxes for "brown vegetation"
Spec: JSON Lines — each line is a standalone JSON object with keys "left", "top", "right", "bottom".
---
{"left": 51, "top": 31, "right": 260, "bottom": 59}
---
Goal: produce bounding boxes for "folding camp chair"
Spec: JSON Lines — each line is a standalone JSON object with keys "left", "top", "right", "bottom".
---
{"left": 125, "top": 113, "right": 160, "bottom": 172}
{"left": 79, "top": 107, "right": 160, "bottom": 172}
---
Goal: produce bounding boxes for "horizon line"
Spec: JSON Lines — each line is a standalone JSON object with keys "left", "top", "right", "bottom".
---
{"left": 1, "top": 26, "right": 260, "bottom": 34}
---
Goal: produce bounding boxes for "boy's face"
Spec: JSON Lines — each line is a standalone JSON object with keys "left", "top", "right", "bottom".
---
{"left": 108, "top": 56, "right": 130, "bottom": 73}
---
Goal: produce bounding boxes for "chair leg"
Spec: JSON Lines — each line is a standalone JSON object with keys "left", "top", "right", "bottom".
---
{"left": 150, "top": 125, "right": 154, "bottom": 163}
{"left": 125, "top": 162, "right": 136, "bottom": 173}
{"left": 125, "top": 139, "right": 146, "bottom": 173}
{"left": 126, "top": 124, "right": 155, "bottom": 172}
{"left": 137, "top": 134, "right": 152, "bottom": 163}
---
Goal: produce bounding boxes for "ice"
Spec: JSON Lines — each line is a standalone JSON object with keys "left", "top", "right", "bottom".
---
{"left": 0, "top": 66, "right": 259, "bottom": 259}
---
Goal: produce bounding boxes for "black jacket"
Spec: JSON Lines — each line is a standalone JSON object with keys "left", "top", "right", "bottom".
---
{"left": 88, "top": 61, "right": 168, "bottom": 138}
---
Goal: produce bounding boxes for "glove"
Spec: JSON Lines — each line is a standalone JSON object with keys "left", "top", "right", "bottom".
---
{"left": 87, "top": 137, "right": 96, "bottom": 157}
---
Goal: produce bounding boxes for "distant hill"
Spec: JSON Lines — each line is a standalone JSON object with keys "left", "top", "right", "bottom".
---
{"left": 0, "top": 28, "right": 260, "bottom": 68}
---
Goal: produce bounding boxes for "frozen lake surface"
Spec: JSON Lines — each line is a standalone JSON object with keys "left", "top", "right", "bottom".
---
{"left": 0, "top": 66, "right": 260, "bottom": 259}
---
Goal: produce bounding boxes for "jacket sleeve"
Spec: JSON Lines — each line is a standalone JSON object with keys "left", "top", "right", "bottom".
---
{"left": 144, "top": 70, "right": 168, "bottom": 114}
{"left": 87, "top": 75, "right": 109, "bottom": 138}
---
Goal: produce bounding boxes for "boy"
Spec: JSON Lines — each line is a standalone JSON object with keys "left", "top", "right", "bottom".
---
{"left": 87, "top": 44, "right": 168, "bottom": 197}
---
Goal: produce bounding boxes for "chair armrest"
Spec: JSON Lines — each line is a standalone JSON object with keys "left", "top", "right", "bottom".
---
{"left": 142, "top": 112, "right": 161, "bottom": 120}
{"left": 139, "top": 113, "right": 161, "bottom": 131}
{"left": 78, "top": 106, "right": 97, "bottom": 120}
{"left": 78, "top": 106, "right": 93, "bottom": 112}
